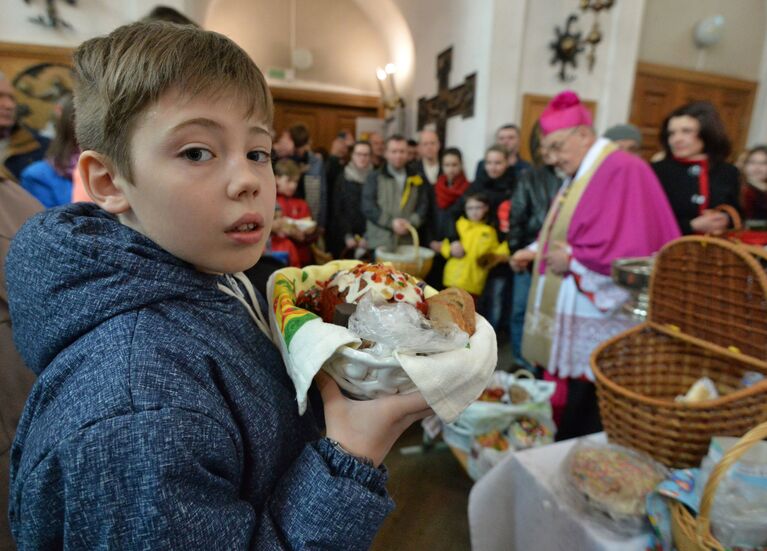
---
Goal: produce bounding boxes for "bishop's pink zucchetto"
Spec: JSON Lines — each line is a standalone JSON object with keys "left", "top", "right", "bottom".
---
{"left": 539, "top": 90, "right": 593, "bottom": 136}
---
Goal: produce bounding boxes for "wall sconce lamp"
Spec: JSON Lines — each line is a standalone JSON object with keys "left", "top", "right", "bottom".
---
{"left": 376, "top": 63, "right": 406, "bottom": 116}
{"left": 693, "top": 15, "right": 725, "bottom": 48}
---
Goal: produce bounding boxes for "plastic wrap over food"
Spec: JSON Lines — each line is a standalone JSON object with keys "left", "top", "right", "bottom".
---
{"left": 347, "top": 294, "right": 469, "bottom": 356}
{"left": 700, "top": 437, "right": 767, "bottom": 548}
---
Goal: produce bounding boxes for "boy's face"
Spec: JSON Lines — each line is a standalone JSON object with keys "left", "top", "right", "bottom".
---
{"left": 441, "top": 154, "right": 462, "bottom": 181}
{"left": 485, "top": 151, "right": 508, "bottom": 179}
{"left": 276, "top": 174, "right": 298, "bottom": 196}
{"left": 465, "top": 198, "right": 488, "bottom": 222}
{"left": 113, "top": 88, "right": 275, "bottom": 274}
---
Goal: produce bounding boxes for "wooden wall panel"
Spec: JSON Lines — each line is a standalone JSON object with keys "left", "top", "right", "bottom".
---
{"left": 270, "top": 86, "right": 382, "bottom": 153}
{"left": 630, "top": 62, "right": 757, "bottom": 162}
{"left": 0, "top": 41, "right": 73, "bottom": 132}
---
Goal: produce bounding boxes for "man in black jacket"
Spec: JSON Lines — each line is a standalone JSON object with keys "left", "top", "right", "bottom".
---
{"left": 507, "top": 145, "right": 562, "bottom": 369}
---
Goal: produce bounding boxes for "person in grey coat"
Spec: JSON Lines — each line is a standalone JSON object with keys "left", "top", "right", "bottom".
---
{"left": 362, "top": 135, "right": 429, "bottom": 252}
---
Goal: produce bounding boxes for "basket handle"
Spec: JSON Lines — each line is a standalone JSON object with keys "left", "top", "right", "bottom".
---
{"left": 512, "top": 369, "right": 535, "bottom": 380}
{"left": 713, "top": 204, "right": 743, "bottom": 232}
{"left": 696, "top": 421, "right": 767, "bottom": 547}
{"left": 398, "top": 222, "right": 421, "bottom": 269}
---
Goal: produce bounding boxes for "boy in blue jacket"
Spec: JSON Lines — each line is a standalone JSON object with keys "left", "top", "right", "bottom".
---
{"left": 6, "top": 21, "right": 430, "bottom": 550}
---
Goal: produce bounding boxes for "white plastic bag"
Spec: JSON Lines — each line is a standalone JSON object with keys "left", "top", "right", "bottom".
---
{"left": 347, "top": 294, "right": 468, "bottom": 356}
{"left": 699, "top": 436, "right": 767, "bottom": 548}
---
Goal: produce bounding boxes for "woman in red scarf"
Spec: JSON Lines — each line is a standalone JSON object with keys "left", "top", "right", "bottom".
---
{"left": 651, "top": 102, "right": 741, "bottom": 235}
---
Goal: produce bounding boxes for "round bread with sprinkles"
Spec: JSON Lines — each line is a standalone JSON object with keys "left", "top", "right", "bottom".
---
{"left": 318, "top": 263, "right": 427, "bottom": 323}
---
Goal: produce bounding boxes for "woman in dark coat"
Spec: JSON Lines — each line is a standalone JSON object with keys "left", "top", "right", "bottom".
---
{"left": 651, "top": 101, "right": 741, "bottom": 235}
{"left": 334, "top": 141, "right": 373, "bottom": 257}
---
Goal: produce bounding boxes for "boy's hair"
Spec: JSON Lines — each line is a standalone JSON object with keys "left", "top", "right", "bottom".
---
{"left": 485, "top": 144, "right": 509, "bottom": 159}
{"left": 407, "top": 138, "right": 418, "bottom": 147}
{"left": 142, "top": 6, "right": 199, "bottom": 26}
{"left": 274, "top": 158, "right": 301, "bottom": 181}
{"left": 73, "top": 21, "right": 273, "bottom": 182}
{"left": 441, "top": 147, "right": 463, "bottom": 163}
{"left": 464, "top": 192, "right": 490, "bottom": 207}
{"left": 289, "top": 124, "right": 310, "bottom": 149}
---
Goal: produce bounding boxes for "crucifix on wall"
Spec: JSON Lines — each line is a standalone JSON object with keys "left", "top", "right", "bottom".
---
{"left": 417, "top": 47, "right": 476, "bottom": 146}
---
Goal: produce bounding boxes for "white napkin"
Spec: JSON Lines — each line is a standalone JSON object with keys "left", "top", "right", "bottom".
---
{"left": 266, "top": 263, "right": 497, "bottom": 422}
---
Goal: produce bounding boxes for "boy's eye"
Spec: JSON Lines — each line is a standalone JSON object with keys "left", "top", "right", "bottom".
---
{"left": 182, "top": 148, "right": 213, "bottom": 162}
{"left": 248, "top": 150, "right": 271, "bottom": 163}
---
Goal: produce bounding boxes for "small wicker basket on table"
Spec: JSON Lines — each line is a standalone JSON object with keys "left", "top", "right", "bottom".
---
{"left": 591, "top": 236, "right": 767, "bottom": 469}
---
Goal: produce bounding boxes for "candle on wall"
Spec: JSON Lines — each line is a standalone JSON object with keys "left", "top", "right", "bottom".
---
{"left": 376, "top": 67, "right": 387, "bottom": 100}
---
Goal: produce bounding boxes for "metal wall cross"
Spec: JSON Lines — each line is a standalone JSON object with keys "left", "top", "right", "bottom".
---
{"left": 417, "top": 47, "right": 476, "bottom": 145}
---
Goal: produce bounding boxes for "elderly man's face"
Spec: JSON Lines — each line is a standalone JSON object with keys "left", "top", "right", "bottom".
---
{"left": 418, "top": 130, "right": 440, "bottom": 163}
{"left": 0, "top": 79, "right": 17, "bottom": 131}
{"left": 542, "top": 126, "right": 593, "bottom": 176}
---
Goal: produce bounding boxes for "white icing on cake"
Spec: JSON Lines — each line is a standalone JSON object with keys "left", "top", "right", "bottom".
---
{"left": 328, "top": 264, "right": 424, "bottom": 307}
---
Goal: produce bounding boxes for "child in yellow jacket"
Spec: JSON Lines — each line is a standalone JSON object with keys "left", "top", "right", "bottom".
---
{"left": 439, "top": 192, "right": 510, "bottom": 297}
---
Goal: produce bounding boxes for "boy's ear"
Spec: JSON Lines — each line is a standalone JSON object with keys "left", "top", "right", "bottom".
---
{"left": 78, "top": 151, "right": 131, "bottom": 214}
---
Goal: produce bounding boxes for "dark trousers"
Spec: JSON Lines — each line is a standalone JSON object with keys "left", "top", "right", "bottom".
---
{"left": 554, "top": 379, "right": 603, "bottom": 441}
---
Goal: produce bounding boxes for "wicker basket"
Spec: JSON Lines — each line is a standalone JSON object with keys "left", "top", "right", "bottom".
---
{"left": 670, "top": 420, "right": 767, "bottom": 551}
{"left": 375, "top": 223, "right": 434, "bottom": 279}
{"left": 592, "top": 236, "right": 767, "bottom": 468}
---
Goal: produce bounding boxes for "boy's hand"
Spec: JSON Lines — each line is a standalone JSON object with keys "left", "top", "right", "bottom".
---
{"left": 449, "top": 241, "right": 465, "bottom": 258}
{"left": 429, "top": 240, "right": 442, "bottom": 253}
{"left": 510, "top": 249, "right": 535, "bottom": 272}
{"left": 316, "top": 371, "right": 433, "bottom": 467}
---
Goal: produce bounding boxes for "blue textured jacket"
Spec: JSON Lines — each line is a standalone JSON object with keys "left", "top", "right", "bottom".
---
{"left": 7, "top": 203, "right": 393, "bottom": 550}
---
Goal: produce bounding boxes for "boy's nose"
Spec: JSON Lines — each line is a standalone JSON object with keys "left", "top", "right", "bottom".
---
{"left": 227, "top": 159, "right": 261, "bottom": 199}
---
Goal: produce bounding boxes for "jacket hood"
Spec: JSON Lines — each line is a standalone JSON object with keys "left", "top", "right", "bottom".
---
{"left": 7, "top": 202, "right": 221, "bottom": 375}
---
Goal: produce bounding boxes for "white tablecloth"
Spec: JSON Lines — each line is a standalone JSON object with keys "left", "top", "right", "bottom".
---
{"left": 468, "top": 433, "right": 651, "bottom": 551}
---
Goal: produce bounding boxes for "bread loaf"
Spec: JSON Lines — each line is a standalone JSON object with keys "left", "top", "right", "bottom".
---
{"left": 426, "top": 287, "right": 476, "bottom": 336}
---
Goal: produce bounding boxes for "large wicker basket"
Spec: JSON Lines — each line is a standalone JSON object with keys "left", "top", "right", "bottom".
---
{"left": 591, "top": 236, "right": 767, "bottom": 468}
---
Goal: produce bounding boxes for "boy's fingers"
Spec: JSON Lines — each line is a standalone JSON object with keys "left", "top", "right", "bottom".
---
{"left": 384, "top": 390, "right": 429, "bottom": 417}
{"left": 403, "top": 407, "right": 435, "bottom": 425}
{"left": 315, "top": 370, "right": 343, "bottom": 402}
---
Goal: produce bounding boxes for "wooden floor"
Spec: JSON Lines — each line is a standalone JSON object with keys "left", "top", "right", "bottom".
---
{"left": 370, "top": 424, "right": 474, "bottom": 551}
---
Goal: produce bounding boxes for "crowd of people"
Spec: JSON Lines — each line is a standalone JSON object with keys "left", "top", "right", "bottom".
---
{"left": 1, "top": 11, "right": 767, "bottom": 550}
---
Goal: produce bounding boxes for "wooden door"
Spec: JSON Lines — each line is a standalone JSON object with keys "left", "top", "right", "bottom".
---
{"left": 629, "top": 62, "right": 757, "bottom": 162}
{"left": 271, "top": 87, "right": 382, "bottom": 154}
